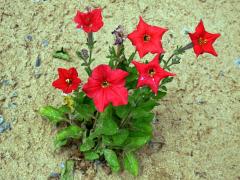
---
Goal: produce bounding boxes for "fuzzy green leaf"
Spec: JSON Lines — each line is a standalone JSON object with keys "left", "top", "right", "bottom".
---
{"left": 131, "top": 110, "right": 154, "bottom": 123}
{"left": 54, "top": 125, "right": 83, "bottom": 149}
{"left": 103, "top": 149, "right": 120, "bottom": 172}
{"left": 58, "top": 105, "right": 71, "bottom": 114}
{"left": 60, "top": 160, "right": 74, "bottom": 180}
{"left": 102, "top": 135, "right": 112, "bottom": 146}
{"left": 80, "top": 138, "right": 95, "bottom": 152}
{"left": 53, "top": 48, "right": 70, "bottom": 61}
{"left": 75, "top": 104, "right": 95, "bottom": 120}
{"left": 112, "top": 129, "right": 129, "bottom": 146}
{"left": 39, "top": 106, "right": 65, "bottom": 124}
{"left": 84, "top": 151, "right": 99, "bottom": 161}
{"left": 95, "top": 106, "right": 118, "bottom": 136}
{"left": 152, "top": 91, "right": 167, "bottom": 100}
{"left": 124, "top": 136, "right": 151, "bottom": 151}
{"left": 136, "top": 99, "right": 158, "bottom": 111}
{"left": 115, "top": 104, "right": 131, "bottom": 119}
{"left": 132, "top": 122, "right": 153, "bottom": 135}
{"left": 161, "top": 77, "right": 174, "bottom": 85}
{"left": 123, "top": 152, "right": 139, "bottom": 176}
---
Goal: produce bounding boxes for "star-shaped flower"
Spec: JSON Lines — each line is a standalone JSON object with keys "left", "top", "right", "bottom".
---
{"left": 128, "top": 17, "right": 167, "bottom": 58}
{"left": 52, "top": 67, "right": 81, "bottom": 94}
{"left": 189, "top": 20, "right": 221, "bottom": 57}
{"left": 82, "top": 65, "right": 129, "bottom": 112}
{"left": 132, "top": 55, "right": 175, "bottom": 94}
{"left": 74, "top": 8, "right": 104, "bottom": 33}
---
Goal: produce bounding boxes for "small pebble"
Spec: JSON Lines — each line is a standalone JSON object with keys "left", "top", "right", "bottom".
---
{"left": 60, "top": 162, "right": 65, "bottom": 169}
{"left": 8, "top": 102, "right": 17, "bottom": 109}
{"left": 196, "top": 98, "right": 206, "bottom": 104}
{"left": 0, "top": 94, "right": 6, "bottom": 101}
{"left": 234, "top": 58, "right": 240, "bottom": 68}
{"left": 35, "top": 55, "right": 41, "bottom": 67}
{"left": 42, "top": 39, "right": 49, "bottom": 47}
{"left": 218, "top": 70, "right": 224, "bottom": 77}
{"left": 1, "top": 79, "right": 10, "bottom": 86}
{"left": 34, "top": 69, "right": 42, "bottom": 79}
{"left": 48, "top": 172, "right": 60, "bottom": 178}
{"left": 10, "top": 91, "right": 18, "bottom": 98}
{"left": 0, "top": 122, "right": 11, "bottom": 133}
{"left": 25, "top": 35, "right": 33, "bottom": 41}
{"left": 0, "top": 115, "right": 4, "bottom": 125}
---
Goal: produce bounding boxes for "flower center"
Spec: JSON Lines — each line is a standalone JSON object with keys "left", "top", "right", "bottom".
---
{"left": 143, "top": 34, "right": 151, "bottom": 42}
{"left": 65, "top": 79, "right": 72, "bottom": 85}
{"left": 148, "top": 69, "right": 156, "bottom": 77}
{"left": 101, "top": 81, "right": 110, "bottom": 88}
{"left": 198, "top": 37, "right": 207, "bottom": 45}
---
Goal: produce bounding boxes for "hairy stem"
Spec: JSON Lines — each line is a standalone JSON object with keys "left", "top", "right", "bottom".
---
{"left": 164, "top": 42, "right": 193, "bottom": 70}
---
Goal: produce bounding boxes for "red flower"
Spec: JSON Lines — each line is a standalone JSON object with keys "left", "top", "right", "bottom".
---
{"left": 74, "top": 8, "right": 104, "bottom": 33}
{"left": 82, "top": 65, "right": 128, "bottom": 112}
{"left": 189, "top": 20, "right": 221, "bottom": 57}
{"left": 132, "top": 55, "right": 175, "bottom": 94}
{"left": 52, "top": 67, "right": 81, "bottom": 94}
{"left": 128, "top": 17, "right": 167, "bottom": 58}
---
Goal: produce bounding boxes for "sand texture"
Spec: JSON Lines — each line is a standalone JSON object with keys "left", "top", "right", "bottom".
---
{"left": 0, "top": 0, "right": 240, "bottom": 179}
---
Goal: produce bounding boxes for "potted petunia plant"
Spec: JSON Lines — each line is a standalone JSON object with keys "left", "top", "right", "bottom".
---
{"left": 39, "top": 7, "right": 220, "bottom": 177}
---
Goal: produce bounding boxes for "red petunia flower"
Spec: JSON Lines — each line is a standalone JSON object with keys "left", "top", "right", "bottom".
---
{"left": 128, "top": 17, "right": 167, "bottom": 58}
{"left": 189, "top": 20, "right": 221, "bottom": 57}
{"left": 132, "top": 55, "right": 175, "bottom": 94}
{"left": 73, "top": 8, "right": 104, "bottom": 33}
{"left": 52, "top": 67, "right": 81, "bottom": 94}
{"left": 82, "top": 65, "right": 129, "bottom": 112}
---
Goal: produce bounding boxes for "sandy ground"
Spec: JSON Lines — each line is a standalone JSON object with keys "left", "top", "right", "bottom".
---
{"left": 0, "top": 0, "right": 240, "bottom": 179}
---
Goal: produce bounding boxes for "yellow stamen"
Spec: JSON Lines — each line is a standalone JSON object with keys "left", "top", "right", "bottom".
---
{"left": 198, "top": 37, "right": 207, "bottom": 45}
{"left": 101, "top": 81, "right": 110, "bottom": 88}
{"left": 65, "top": 79, "right": 72, "bottom": 84}
{"left": 144, "top": 34, "right": 151, "bottom": 42}
{"left": 148, "top": 69, "right": 156, "bottom": 77}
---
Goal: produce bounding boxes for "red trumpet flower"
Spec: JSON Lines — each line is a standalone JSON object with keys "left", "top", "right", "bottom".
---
{"left": 52, "top": 67, "right": 81, "bottom": 94}
{"left": 83, "top": 65, "right": 129, "bottom": 112}
{"left": 128, "top": 17, "right": 167, "bottom": 58}
{"left": 74, "top": 8, "right": 104, "bottom": 33}
{"left": 132, "top": 55, "right": 175, "bottom": 94}
{"left": 189, "top": 20, "right": 221, "bottom": 57}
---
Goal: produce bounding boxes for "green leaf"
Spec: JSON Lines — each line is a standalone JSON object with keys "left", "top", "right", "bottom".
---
{"left": 54, "top": 125, "right": 83, "bottom": 149}
{"left": 95, "top": 106, "right": 118, "bottom": 136}
{"left": 124, "top": 136, "right": 151, "bottom": 151}
{"left": 136, "top": 99, "right": 158, "bottom": 111}
{"left": 132, "top": 122, "right": 153, "bottom": 135}
{"left": 39, "top": 106, "right": 65, "bottom": 124}
{"left": 103, "top": 149, "right": 120, "bottom": 172}
{"left": 161, "top": 77, "right": 174, "bottom": 85}
{"left": 53, "top": 48, "right": 70, "bottom": 61}
{"left": 84, "top": 151, "right": 99, "bottom": 161}
{"left": 152, "top": 91, "right": 167, "bottom": 100}
{"left": 80, "top": 138, "right": 95, "bottom": 152}
{"left": 161, "top": 86, "right": 167, "bottom": 91}
{"left": 115, "top": 104, "right": 131, "bottom": 119}
{"left": 60, "top": 160, "right": 74, "bottom": 180}
{"left": 58, "top": 105, "right": 71, "bottom": 114}
{"left": 73, "top": 91, "right": 85, "bottom": 104}
{"left": 75, "top": 104, "right": 95, "bottom": 120}
{"left": 127, "top": 51, "right": 137, "bottom": 64}
{"left": 102, "top": 135, "right": 112, "bottom": 146}
{"left": 123, "top": 152, "right": 139, "bottom": 176}
{"left": 112, "top": 129, "right": 129, "bottom": 146}
{"left": 131, "top": 110, "right": 154, "bottom": 123}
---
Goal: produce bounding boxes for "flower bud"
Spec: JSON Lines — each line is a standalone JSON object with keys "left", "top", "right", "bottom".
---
{"left": 112, "top": 25, "right": 126, "bottom": 45}
{"left": 80, "top": 49, "right": 89, "bottom": 60}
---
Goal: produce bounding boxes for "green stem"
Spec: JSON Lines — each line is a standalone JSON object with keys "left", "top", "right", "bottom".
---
{"left": 120, "top": 90, "right": 146, "bottom": 127}
{"left": 86, "top": 32, "right": 94, "bottom": 75}
{"left": 163, "top": 42, "right": 193, "bottom": 70}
